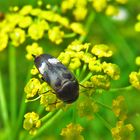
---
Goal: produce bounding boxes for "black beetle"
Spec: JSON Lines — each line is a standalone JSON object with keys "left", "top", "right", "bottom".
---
{"left": 33, "top": 54, "right": 79, "bottom": 103}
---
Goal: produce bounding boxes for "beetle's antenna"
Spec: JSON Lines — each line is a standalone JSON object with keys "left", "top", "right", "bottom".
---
{"left": 79, "top": 84, "right": 94, "bottom": 89}
{"left": 32, "top": 54, "right": 36, "bottom": 58}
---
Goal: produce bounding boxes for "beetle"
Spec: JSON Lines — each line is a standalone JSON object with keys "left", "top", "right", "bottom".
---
{"left": 33, "top": 54, "right": 79, "bottom": 104}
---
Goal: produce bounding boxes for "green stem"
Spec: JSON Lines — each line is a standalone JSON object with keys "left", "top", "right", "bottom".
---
{"left": 79, "top": 64, "right": 87, "bottom": 80}
{"left": 79, "top": 11, "right": 95, "bottom": 42}
{"left": 109, "top": 86, "right": 133, "bottom": 92}
{"left": 14, "top": 64, "right": 32, "bottom": 140}
{"left": 75, "top": 68, "right": 81, "bottom": 78}
{"left": 95, "top": 113, "right": 112, "bottom": 130}
{"left": 64, "top": 33, "right": 76, "bottom": 38}
{"left": 27, "top": 109, "right": 63, "bottom": 140}
{"left": 72, "top": 103, "right": 77, "bottom": 123}
{"left": 80, "top": 72, "right": 93, "bottom": 83}
{"left": 95, "top": 100, "right": 112, "bottom": 111}
{"left": 41, "top": 111, "right": 56, "bottom": 122}
{"left": 0, "top": 72, "right": 10, "bottom": 136}
{"left": 9, "top": 44, "right": 17, "bottom": 127}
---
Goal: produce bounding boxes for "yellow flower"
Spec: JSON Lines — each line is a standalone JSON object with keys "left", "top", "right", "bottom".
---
{"left": 57, "top": 17, "right": 69, "bottom": 28}
{"left": 82, "top": 53, "right": 93, "bottom": 63}
{"left": 137, "top": 14, "right": 140, "bottom": 20}
{"left": 102, "top": 62, "right": 120, "bottom": 80}
{"left": 91, "top": 44, "right": 113, "bottom": 58}
{"left": 30, "top": 8, "right": 42, "bottom": 16}
{"left": 129, "top": 71, "right": 140, "bottom": 90}
{"left": 111, "top": 121, "right": 134, "bottom": 140}
{"left": 88, "top": 59, "right": 102, "bottom": 72}
{"left": 135, "top": 22, "right": 140, "bottom": 32}
{"left": 10, "top": 28, "right": 26, "bottom": 47}
{"left": 23, "top": 112, "right": 41, "bottom": 135}
{"left": 105, "top": 5, "right": 119, "bottom": 16}
{"left": 57, "top": 52, "right": 70, "bottom": 65}
{"left": 37, "top": 0, "right": 43, "bottom": 6}
{"left": 112, "top": 96, "right": 127, "bottom": 121}
{"left": 28, "top": 22, "right": 45, "bottom": 40}
{"left": 0, "top": 33, "right": 8, "bottom": 51}
{"left": 48, "top": 26, "right": 64, "bottom": 44}
{"left": 135, "top": 56, "right": 140, "bottom": 66}
{"left": 70, "top": 22, "right": 86, "bottom": 35}
{"left": 60, "top": 123, "right": 84, "bottom": 140}
{"left": 68, "top": 58, "right": 81, "bottom": 70}
{"left": 24, "top": 78, "right": 41, "bottom": 98}
{"left": 61, "top": 0, "right": 76, "bottom": 12}
{"left": 67, "top": 40, "right": 89, "bottom": 52}
{"left": 39, "top": 11, "right": 55, "bottom": 21}
{"left": 115, "top": 0, "right": 128, "bottom": 4}
{"left": 18, "top": 16, "right": 32, "bottom": 28}
{"left": 77, "top": 97, "right": 98, "bottom": 120}
{"left": 40, "top": 93, "right": 57, "bottom": 111}
{"left": 39, "top": 82, "right": 64, "bottom": 111}
{"left": 26, "top": 42, "right": 43, "bottom": 60}
{"left": 10, "top": 6, "right": 19, "bottom": 12}
{"left": 30, "top": 65, "right": 39, "bottom": 75}
{"left": 19, "top": 5, "right": 33, "bottom": 15}
{"left": 90, "top": 75, "right": 110, "bottom": 90}
{"left": 73, "top": 7, "right": 87, "bottom": 21}
{"left": 92, "top": 0, "right": 107, "bottom": 12}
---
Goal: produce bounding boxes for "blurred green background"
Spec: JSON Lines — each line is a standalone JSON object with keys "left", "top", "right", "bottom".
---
{"left": 0, "top": 0, "right": 140, "bottom": 140}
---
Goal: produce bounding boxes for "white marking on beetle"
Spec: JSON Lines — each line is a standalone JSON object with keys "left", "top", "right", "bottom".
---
{"left": 39, "top": 62, "right": 46, "bottom": 74}
{"left": 48, "top": 58, "right": 59, "bottom": 64}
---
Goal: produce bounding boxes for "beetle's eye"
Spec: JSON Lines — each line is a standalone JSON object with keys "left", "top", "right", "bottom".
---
{"left": 55, "top": 78, "right": 62, "bottom": 87}
{"left": 62, "top": 73, "right": 72, "bottom": 80}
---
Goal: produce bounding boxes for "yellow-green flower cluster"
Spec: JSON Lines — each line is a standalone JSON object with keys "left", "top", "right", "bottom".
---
{"left": 135, "top": 14, "right": 140, "bottom": 32}
{"left": 90, "top": 75, "right": 110, "bottom": 90}
{"left": 48, "top": 27, "right": 64, "bottom": 44}
{"left": 26, "top": 42, "right": 43, "bottom": 60}
{"left": 24, "top": 40, "right": 121, "bottom": 135}
{"left": 135, "top": 56, "right": 140, "bottom": 66}
{"left": 111, "top": 121, "right": 134, "bottom": 140}
{"left": 111, "top": 96, "right": 134, "bottom": 139}
{"left": 0, "top": 3, "right": 86, "bottom": 52}
{"left": 23, "top": 112, "right": 41, "bottom": 135}
{"left": 39, "top": 82, "right": 64, "bottom": 111}
{"left": 60, "top": 123, "right": 84, "bottom": 140}
{"left": 77, "top": 96, "right": 99, "bottom": 120}
{"left": 58, "top": 41, "right": 120, "bottom": 90}
{"left": 10, "top": 28, "right": 26, "bottom": 47}
{"left": 112, "top": 96, "right": 127, "bottom": 121}
{"left": 61, "top": 0, "right": 87, "bottom": 21}
{"left": 24, "top": 78, "right": 64, "bottom": 111}
{"left": 91, "top": 44, "right": 113, "bottom": 58}
{"left": 61, "top": 0, "right": 127, "bottom": 20}
{"left": 24, "top": 78, "right": 41, "bottom": 98}
{"left": 92, "top": 0, "right": 127, "bottom": 15}
{"left": 105, "top": 5, "right": 119, "bottom": 16}
{"left": 129, "top": 71, "right": 140, "bottom": 90}
{"left": 92, "top": 0, "right": 107, "bottom": 12}
{"left": 28, "top": 20, "right": 49, "bottom": 40}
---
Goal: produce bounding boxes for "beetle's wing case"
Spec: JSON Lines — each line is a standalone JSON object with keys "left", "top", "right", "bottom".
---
{"left": 34, "top": 54, "right": 75, "bottom": 90}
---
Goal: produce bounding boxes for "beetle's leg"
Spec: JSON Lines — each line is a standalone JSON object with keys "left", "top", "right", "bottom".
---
{"left": 41, "top": 76, "right": 45, "bottom": 82}
{"left": 25, "top": 90, "right": 52, "bottom": 103}
{"left": 41, "top": 90, "right": 56, "bottom": 95}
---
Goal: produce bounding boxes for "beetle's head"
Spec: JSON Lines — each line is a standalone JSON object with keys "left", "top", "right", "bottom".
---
{"left": 56, "top": 80, "right": 79, "bottom": 104}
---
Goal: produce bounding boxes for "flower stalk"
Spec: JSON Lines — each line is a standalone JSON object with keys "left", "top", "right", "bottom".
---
{"left": 9, "top": 44, "right": 17, "bottom": 128}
